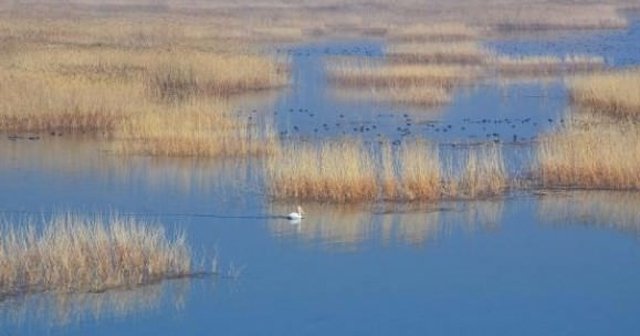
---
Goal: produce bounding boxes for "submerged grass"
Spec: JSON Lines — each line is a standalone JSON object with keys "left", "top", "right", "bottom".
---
{"left": 265, "top": 140, "right": 507, "bottom": 202}
{"left": 0, "top": 214, "right": 193, "bottom": 299}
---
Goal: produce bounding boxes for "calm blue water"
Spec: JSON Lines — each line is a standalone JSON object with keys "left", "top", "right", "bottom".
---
{"left": 273, "top": 40, "right": 565, "bottom": 145}
{"left": 2, "top": 19, "right": 640, "bottom": 336}
{"left": 2, "top": 147, "right": 640, "bottom": 335}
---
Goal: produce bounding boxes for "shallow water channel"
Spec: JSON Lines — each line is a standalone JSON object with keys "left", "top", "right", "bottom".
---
{"left": 2, "top": 19, "right": 640, "bottom": 335}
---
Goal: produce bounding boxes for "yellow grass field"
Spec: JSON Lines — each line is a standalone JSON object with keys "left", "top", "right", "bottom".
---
{"left": 537, "top": 119, "right": 640, "bottom": 190}
{"left": 0, "top": 16, "right": 288, "bottom": 157}
{"left": 386, "top": 42, "right": 488, "bottom": 65}
{"left": 569, "top": 68, "right": 640, "bottom": 118}
{"left": 0, "top": 214, "right": 192, "bottom": 298}
{"left": 265, "top": 140, "right": 507, "bottom": 202}
{"left": 493, "top": 55, "right": 605, "bottom": 76}
{"left": 328, "top": 62, "right": 477, "bottom": 89}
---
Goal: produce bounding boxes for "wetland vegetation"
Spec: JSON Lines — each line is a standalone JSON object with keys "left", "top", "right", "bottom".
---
{"left": 0, "top": 214, "right": 193, "bottom": 299}
{"left": 2, "top": 0, "right": 640, "bottom": 334}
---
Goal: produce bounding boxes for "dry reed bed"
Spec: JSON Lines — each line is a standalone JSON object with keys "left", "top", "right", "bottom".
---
{"left": 328, "top": 61, "right": 477, "bottom": 89}
{"left": 0, "top": 1, "right": 631, "bottom": 46}
{"left": 0, "top": 15, "right": 302, "bottom": 50}
{"left": 114, "top": 99, "right": 279, "bottom": 157}
{"left": 1, "top": 48, "right": 286, "bottom": 120}
{"left": 327, "top": 60, "right": 477, "bottom": 107}
{"left": 493, "top": 55, "right": 606, "bottom": 76}
{"left": 0, "top": 70, "right": 143, "bottom": 133}
{"left": 0, "top": 214, "right": 192, "bottom": 299}
{"left": 489, "top": 4, "right": 627, "bottom": 31}
{"left": 0, "top": 38, "right": 287, "bottom": 156}
{"left": 536, "top": 120, "right": 640, "bottom": 190}
{"left": 569, "top": 69, "right": 640, "bottom": 118}
{"left": 385, "top": 23, "right": 479, "bottom": 42}
{"left": 265, "top": 140, "right": 507, "bottom": 202}
{"left": 385, "top": 42, "right": 488, "bottom": 65}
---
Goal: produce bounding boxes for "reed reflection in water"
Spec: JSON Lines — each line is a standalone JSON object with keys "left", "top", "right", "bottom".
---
{"left": 0, "top": 279, "right": 192, "bottom": 328}
{"left": 268, "top": 200, "right": 503, "bottom": 250}
{"left": 538, "top": 191, "right": 640, "bottom": 235}
{"left": 0, "top": 137, "right": 260, "bottom": 198}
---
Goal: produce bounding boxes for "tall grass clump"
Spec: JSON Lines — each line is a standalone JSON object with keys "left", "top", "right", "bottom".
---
{"left": 493, "top": 55, "right": 605, "bottom": 76}
{"left": 386, "top": 42, "right": 487, "bottom": 65}
{"left": 0, "top": 44, "right": 288, "bottom": 140}
{"left": 265, "top": 141, "right": 378, "bottom": 202}
{"left": 454, "top": 145, "right": 507, "bottom": 198}
{"left": 380, "top": 143, "right": 400, "bottom": 200}
{"left": 492, "top": 4, "right": 627, "bottom": 31}
{"left": 328, "top": 61, "right": 476, "bottom": 89}
{"left": 327, "top": 60, "right": 473, "bottom": 107}
{"left": 114, "top": 98, "right": 279, "bottom": 157}
{"left": 398, "top": 141, "right": 442, "bottom": 201}
{"left": 537, "top": 121, "right": 640, "bottom": 190}
{"left": 386, "top": 23, "right": 478, "bottom": 42}
{"left": 0, "top": 214, "right": 192, "bottom": 299}
{"left": 265, "top": 140, "right": 508, "bottom": 203}
{"left": 569, "top": 69, "right": 640, "bottom": 118}
{"left": 146, "top": 52, "right": 288, "bottom": 102}
{"left": 0, "top": 70, "right": 143, "bottom": 133}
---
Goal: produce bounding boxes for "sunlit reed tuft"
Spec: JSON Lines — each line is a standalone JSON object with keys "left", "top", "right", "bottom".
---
{"left": 537, "top": 120, "right": 640, "bottom": 190}
{"left": 386, "top": 42, "right": 487, "bottom": 65}
{"left": 493, "top": 55, "right": 605, "bottom": 76}
{"left": 265, "top": 140, "right": 508, "bottom": 203}
{"left": 386, "top": 23, "right": 479, "bottom": 42}
{"left": 328, "top": 61, "right": 476, "bottom": 89}
{"left": 569, "top": 69, "right": 640, "bottom": 118}
{"left": 0, "top": 214, "right": 193, "bottom": 299}
{"left": 265, "top": 141, "right": 378, "bottom": 202}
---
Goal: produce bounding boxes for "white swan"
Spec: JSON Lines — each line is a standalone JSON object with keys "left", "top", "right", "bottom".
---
{"left": 286, "top": 206, "right": 304, "bottom": 220}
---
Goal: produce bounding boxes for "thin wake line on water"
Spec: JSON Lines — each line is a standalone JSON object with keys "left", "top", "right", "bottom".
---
{"left": 0, "top": 209, "right": 287, "bottom": 221}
